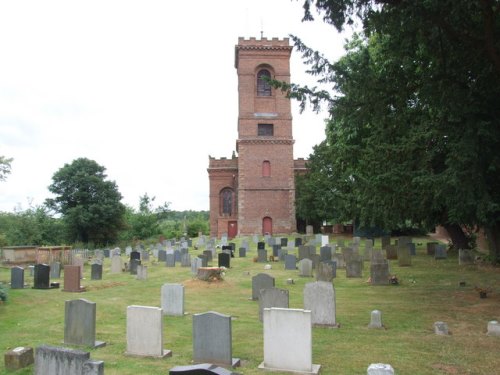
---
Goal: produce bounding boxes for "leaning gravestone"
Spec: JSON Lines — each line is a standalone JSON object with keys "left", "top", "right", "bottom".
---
{"left": 126, "top": 305, "right": 171, "bottom": 358}
{"left": 11, "top": 266, "right": 24, "bottom": 289}
{"left": 64, "top": 298, "right": 105, "bottom": 348}
{"left": 258, "top": 288, "right": 289, "bottom": 322}
{"left": 192, "top": 311, "right": 240, "bottom": 367}
{"left": 304, "top": 281, "right": 337, "bottom": 327}
{"left": 161, "top": 283, "right": 185, "bottom": 316}
{"left": 259, "top": 308, "right": 321, "bottom": 374}
{"left": 252, "top": 273, "right": 275, "bottom": 300}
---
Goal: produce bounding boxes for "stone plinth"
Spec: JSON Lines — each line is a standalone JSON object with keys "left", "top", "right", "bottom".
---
{"left": 4, "top": 346, "right": 34, "bottom": 371}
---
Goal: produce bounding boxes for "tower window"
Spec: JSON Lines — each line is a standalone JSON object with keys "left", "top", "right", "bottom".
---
{"left": 258, "top": 123, "right": 274, "bottom": 136}
{"left": 220, "top": 188, "right": 234, "bottom": 216}
{"left": 262, "top": 160, "right": 271, "bottom": 177}
{"left": 257, "top": 69, "right": 272, "bottom": 96}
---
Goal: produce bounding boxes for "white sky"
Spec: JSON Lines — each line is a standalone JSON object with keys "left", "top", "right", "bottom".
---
{"left": 0, "top": 0, "right": 349, "bottom": 212}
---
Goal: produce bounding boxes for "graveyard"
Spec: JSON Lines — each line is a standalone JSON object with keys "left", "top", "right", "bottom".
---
{"left": 0, "top": 235, "right": 499, "bottom": 374}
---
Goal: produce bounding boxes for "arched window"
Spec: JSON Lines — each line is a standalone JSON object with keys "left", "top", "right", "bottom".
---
{"left": 262, "top": 160, "right": 271, "bottom": 177}
{"left": 257, "top": 69, "right": 272, "bottom": 96}
{"left": 220, "top": 188, "right": 233, "bottom": 216}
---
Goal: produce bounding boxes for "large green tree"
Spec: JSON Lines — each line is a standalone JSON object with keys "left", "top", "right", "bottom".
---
{"left": 0, "top": 155, "right": 13, "bottom": 181}
{"left": 46, "top": 158, "right": 126, "bottom": 245}
{"left": 281, "top": 1, "right": 500, "bottom": 259}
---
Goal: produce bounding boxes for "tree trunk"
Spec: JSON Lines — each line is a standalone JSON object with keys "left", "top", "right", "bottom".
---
{"left": 442, "top": 223, "right": 470, "bottom": 251}
{"left": 485, "top": 222, "right": 500, "bottom": 265}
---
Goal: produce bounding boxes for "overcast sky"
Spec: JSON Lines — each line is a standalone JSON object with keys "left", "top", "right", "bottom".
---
{"left": 0, "top": 0, "right": 350, "bottom": 213}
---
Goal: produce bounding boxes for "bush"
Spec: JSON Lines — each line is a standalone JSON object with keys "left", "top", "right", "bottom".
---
{"left": 0, "top": 283, "right": 8, "bottom": 302}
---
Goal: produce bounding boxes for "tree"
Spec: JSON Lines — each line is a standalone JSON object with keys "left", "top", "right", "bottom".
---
{"left": 276, "top": 1, "right": 500, "bottom": 260}
{"left": 123, "top": 193, "right": 170, "bottom": 241}
{"left": 0, "top": 155, "right": 13, "bottom": 181}
{"left": 46, "top": 158, "right": 126, "bottom": 245}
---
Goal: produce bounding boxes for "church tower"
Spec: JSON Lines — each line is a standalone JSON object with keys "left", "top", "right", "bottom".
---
{"left": 208, "top": 37, "right": 306, "bottom": 238}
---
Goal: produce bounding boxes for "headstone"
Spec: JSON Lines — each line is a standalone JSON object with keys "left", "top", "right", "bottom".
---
{"left": 385, "top": 245, "right": 398, "bottom": 260}
{"left": 298, "top": 246, "right": 310, "bottom": 261}
{"left": 459, "top": 249, "right": 475, "bottom": 265}
{"left": 181, "top": 253, "right": 191, "bottom": 267}
{"left": 191, "top": 257, "right": 203, "bottom": 276}
{"left": 371, "top": 249, "right": 386, "bottom": 264}
{"left": 434, "top": 321, "right": 449, "bottom": 335}
{"left": 252, "top": 273, "right": 275, "bottom": 300}
{"left": 397, "top": 247, "right": 412, "bottom": 267}
{"left": 64, "top": 298, "right": 105, "bottom": 348}
{"left": 130, "top": 259, "right": 141, "bottom": 274}
{"left": 90, "top": 263, "right": 102, "bottom": 280}
{"left": 110, "top": 255, "right": 122, "bottom": 273}
{"left": 161, "top": 283, "right": 185, "bottom": 316}
{"left": 103, "top": 249, "right": 110, "bottom": 258}
{"left": 319, "top": 246, "right": 332, "bottom": 262}
{"left": 272, "top": 244, "right": 281, "bottom": 257}
{"left": 33, "top": 264, "right": 51, "bottom": 289}
{"left": 126, "top": 305, "right": 171, "bottom": 358}
{"left": 169, "top": 363, "right": 237, "bottom": 374}
{"left": 112, "top": 247, "right": 121, "bottom": 256}
{"left": 346, "top": 259, "right": 363, "bottom": 278}
{"left": 203, "top": 250, "right": 213, "bottom": 262}
{"left": 367, "top": 363, "right": 395, "bottom": 375}
{"left": 72, "top": 256, "right": 85, "bottom": 278}
{"left": 370, "top": 262, "right": 390, "bottom": 285}
{"left": 34, "top": 345, "right": 103, "bottom": 375}
{"left": 10, "top": 266, "right": 24, "bottom": 289}
{"left": 316, "top": 262, "right": 335, "bottom": 282}
{"left": 136, "top": 265, "right": 148, "bottom": 280}
{"left": 298, "top": 258, "right": 313, "bottom": 277}
{"left": 4, "top": 346, "right": 34, "bottom": 371}
{"left": 487, "top": 320, "right": 500, "bottom": 336}
{"left": 426, "top": 242, "right": 438, "bottom": 256}
{"left": 258, "top": 288, "right": 289, "bottom": 322}
{"left": 435, "top": 244, "right": 447, "bottom": 259}
{"left": 381, "top": 236, "right": 391, "bottom": 250}
{"left": 158, "top": 250, "right": 167, "bottom": 262}
{"left": 50, "top": 262, "right": 61, "bottom": 279}
{"left": 306, "top": 225, "right": 314, "bottom": 235}
{"left": 304, "top": 281, "right": 337, "bottom": 327}
{"left": 174, "top": 250, "right": 182, "bottom": 263}
{"left": 259, "top": 308, "right": 320, "bottom": 374}
{"left": 166, "top": 254, "right": 176, "bottom": 267}
{"left": 332, "top": 253, "right": 345, "bottom": 269}
{"left": 407, "top": 242, "right": 416, "bottom": 256}
{"left": 238, "top": 248, "right": 246, "bottom": 257}
{"left": 257, "top": 242, "right": 265, "bottom": 250}
{"left": 192, "top": 311, "right": 240, "bottom": 367}
{"left": 125, "top": 246, "right": 132, "bottom": 256}
{"left": 141, "top": 250, "right": 150, "bottom": 262}
{"left": 284, "top": 254, "right": 297, "bottom": 270}
{"left": 63, "top": 265, "right": 86, "bottom": 292}
{"left": 368, "top": 310, "right": 384, "bottom": 329}
{"left": 294, "top": 237, "right": 302, "bottom": 247}
{"left": 130, "top": 250, "right": 140, "bottom": 261}
{"left": 198, "top": 254, "right": 208, "bottom": 267}
{"left": 280, "top": 238, "right": 288, "bottom": 247}
{"left": 257, "top": 249, "right": 267, "bottom": 263}
{"left": 218, "top": 253, "right": 230, "bottom": 268}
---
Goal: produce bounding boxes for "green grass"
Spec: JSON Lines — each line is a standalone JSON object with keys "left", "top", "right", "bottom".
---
{"left": 1, "top": 235, "right": 499, "bottom": 374}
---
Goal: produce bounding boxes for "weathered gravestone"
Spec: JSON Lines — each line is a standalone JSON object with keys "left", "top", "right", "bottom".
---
{"left": 284, "top": 254, "right": 297, "bottom": 270}
{"left": 298, "top": 258, "right": 313, "bottom": 277}
{"left": 332, "top": 253, "right": 345, "bottom": 269}
{"left": 218, "top": 253, "right": 230, "bottom": 268}
{"left": 129, "top": 259, "right": 141, "bottom": 274}
{"left": 294, "top": 237, "right": 302, "bottom": 247}
{"left": 198, "top": 254, "right": 208, "bottom": 267}
{"left": 316, "top": 261, "right": 335, "bottom": 282}
{"left": 174, "top": 250, "right": 182, "bottom": 263}
{"left": 50, "top": 262, "right": 61, "bottom": 279}
{"left": 487, "top": 320, "right": 500, "bottom": 336}
{"left": 33, "top": 264, "right": 51, "bottom": 289}
{"left": 11, "top": 266, "right": 24, "bottom": 289}
{"left": 280, "top": 238, "right": 288, "bottom": 247}
{"left": 130, "top": 250, "right": 140, "bottom": 261}
{"left": 304, "top": 281, "right": 337, "bottom": 327}
{"left": 257, "top": 249, "right": 267, "bottom": 263}
{"left": 161, "top": 283, "right": 185, "bottom": 316}
{"left": 34, "top": 345, "right": 103, "bottom": 375}
{"left": 459, "top": 249, "right": 475, "bottom": 265}
{"left": 367, "top": 363, "right": 395, "bottom": 375}
{"left": 110, "top": 255, "right": 122, "bottom": 273}
{"left": 258, "top": 288, "right": 289, "bottom": 322}
{"left": 4, "top": 346, "right": 34, "bottom": 371}
{"left": 257, "top": 242, "right": 265, "bottom": 250}
{"left": 90, "top": 263, "right": 102, "bottom": 280}
{"left": 319, "top": 246, "right": 332, "bottom": 262}
{"left": 63, "top": 265, "right": 86, "bottom": 293}
{"left": 136, "top": 265, "right": 148, "bottom": 280}
{"left": 370, "top": 261, "right": 390, "bottom": 285}
{"left": 191, "top": 257, "right": 203, "bottom": 276}
{"left": 434, "top": 321, "right": 449, "bottom": 335}
{"left": 397, "top": 247, "right": 412, "bottom": 267}
{"left": 181, "top": 254, "right": 191, "bottom": 267}
{"left": 368, "top": 310, "right": 384, "bottom": 329}
{"left": 259, "top": 308, "right": 321, "bottom": 374}
{"left": 346, "top": 259, "right": 363, "bottom": 278}
{"left": 64, "top": 298, "right": 105, "bottom": 348}
{"left": 203, "top": 250, "right": 213, "bottom": 262}
{"left": 238, "top": 248, "right": 246, "bottom": 257}
{"left": 252, "top": 273, "right": 275, "bottom": 300}
{"left": 158, "top": 250, "right": 167, "bottom": 262}
{"left": 385, "top": 245, "right": 398, "bottom": 260}
{"left": 192, "top": 311, "right": 240, "bottom": 367}
{"left": 381, "top": 236, "right": 391, "bottom": 250}
{"left": 169, "top": 363, "right": 238, "bottom": 375}
{"left": 272, "top": 244, "right": 281, "bottom": 257}
{"left": 166, "top": 254, "right": 176, "bottom": 267}
{"left": 126, "top": 305, "right": 171, "bottom": 358}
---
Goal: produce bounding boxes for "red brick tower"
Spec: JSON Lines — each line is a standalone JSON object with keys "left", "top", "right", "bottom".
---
{"left": 208, "top": 37, "right": 305, "bottom": 238}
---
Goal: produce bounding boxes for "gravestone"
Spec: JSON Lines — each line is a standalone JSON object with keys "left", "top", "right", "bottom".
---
{"left": 306, "top": 225, "right": 314, "bottom": 235}
{"left": 130, "top": 259, "right": 141, "bottom": 274}
{"left": 278, "top": 248, "right": 288, "bottom": 261}
{"left": 11, "top": 266, "right": 24, "bottom": 289}
{"left": 284, "top": 254, "right": 297, "bottom": 270}
{"left": 192, "top": 311, "right": 240, "bottom": 367}
{"left": 257, "top": 242, "right": 265, "bottom": 250}
{"left": 397, "top": 247, "right": 412, "bottom": 267}
{"left": 203, "top": 250, "right": 213, "bottom": 262}
{"left": 426, "top": 242, "right": 438, "bottom": 256}
{"left": 272, "top": 244, "right": 281, "bottom": 257}
{"left": 319, "top": 246, "right": 332, "bottom": 262}
{"left": 280, "top": 238, "right": 288, "bottom": 247}
{"left": 166, "top": 254, "right": 176, "bottom": 267}
{"left": 257, "top": 249, "right": 267, "bottom": 263}
{"left": 198, "top": 254, "right": 208, "bottom": 267}
{"left": 161, "top": 283, "right": 185, "bottom": 316}
{"left": 259, "top": 308, "right": 320, "bottom": 374}
{"left": 125, "top": 246, "right": 132, "bottom": 256}
{"left": 63, "top": 265, "right": 86, "bottom": 293}
{"left": 169, "top": 363, "right": 238, "bottom": 374}
{"left": 371, "top": 249, "right": 386, "bottom": 264}
{"left": 141, "top": 250, "right": 150, "bottom": 262}
{"left": 435, "top": 244, "right": 447, "bottom": 259}
{"left": 252, "top": 273, "right": 275, "bottom": 300}
{"left": 174, "top": 250, "right": 182, "bottom": 263}
{"left": 304, "top": 281, "right": 337, "bottom": 327}
{"left": 381, "top": 236, "right": 391, "bottom": 249}
{"left": 298, "top": 258, "right": 313, "bottom": 277}
{"left": 407, "top": 242, "right": 416, "bottom": 256}
{"left": 346, "top": 259, "right": 363, "bottom": 278}
{"left": 332, "top": 253, "right": 345, "bottom": 269}
{"left": 367, "top": 363, "right": 395, "bottom": 375}
{"left": 385, "top": 245, "right": 398, "bottom": 260}
{"left": 4, "top": 346, "right": 34, "bottom": 371}
{"left": 487, "top": 320, "right": 500, "bottom": 336}
{"left": 370, "top": 262, "right": 390, "bottom": 285}
{"left": 218, "top": 253, "right": 230, "bottom": 268}
{"left": 33, "top": 264, "right": 51, "bottom": 289}
{"left": 110, "top": 255, "right": 122, "bottom": 273}
{"left": 103, "top": 249, "right": 110, "bottom": 258}
{"left": 136, "top": 265, "right": 148, "bottom": 280}
{"left": 459, "top": 249, "right": 475, "bottom": 265}
{"left": 126, "top": 305, "right": 171, "bottom": 358}
{"left": 158, "top": 250, "right": 167, "bottom": 262}
{"left": 368, "top": 310, "right": 384, "bottom": 329}
{"left": 130, "top": 250, "right": 140, "bottom": 261}
{"left": 258, "top": 288, "right": 289, "bottom": 322}
{"left": 298, "top": 246, "right": 310, "bottom": 261}
{"left": 316, "top": 261, "right": 335, "bottom": 282}
{"left": 50, "top": 262, "right": 61, "bottom": 279}
{"left": 181, "top": 254, "right": 191, "bottom": 267}
{"left": 434, "top": 321, "right": 449, "bottom": 335}
{"left": 34, "top": 345, "right": 103, "bottom": 375}
{"left": 191, "top": 257, "right": 203, "bottom": 276}
{"left": 238, "top": 248, "right": 246, "bottom": 257}
{"left": 64, "top": 298, "right": 105, "bottom": 348}
{"left": 72, "top": 256, "right": 84, "bottom": 279}
{"left": 294, "top": 237, "right": 302, "bottom": 247}
{"left": 90, "top": 263, "right": 102, "bottom": 280}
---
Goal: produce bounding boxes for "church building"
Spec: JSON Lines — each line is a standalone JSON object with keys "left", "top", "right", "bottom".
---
{"left": 208, "top": 37, "right": 307, "bottom": 238}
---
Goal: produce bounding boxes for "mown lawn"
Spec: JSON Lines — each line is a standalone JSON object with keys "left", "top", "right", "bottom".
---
{"left": 1, "top": 235, "right": 499, "bottom": 374}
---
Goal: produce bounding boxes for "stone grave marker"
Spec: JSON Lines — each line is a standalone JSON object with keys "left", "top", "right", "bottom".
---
{"left": 4, "top": 346, "right": 34, "bottom": 371}
{"left": 316, "top": 261, "right": 335, "bottom": 282}
{"left": 319, "top": 246, "right": 332, "bottom": 262}
{"left": 435, "top": 244, "right": 447, "bottom": 259}
{"left": 161, "top": 283, "right": 185, "bottom": 316}
{"left": 367, "top": 363, "right": 395, "bottom": 375}
{"left": 130, "top": 259, "right": 141, "bottom": 274}
{"left": 110, "top": 255, "right": 122, "bottom": 273}
{"left": 278, "top": 248, "right": 288, "bottom": 261}
{"left": 136, "top": 265, "right": 148, "bottom": 280}
{"left": 370, "top": 261, "right": 390, "bottom": 285}
{"left": 34, "top": 345, "right": 103, "bottom": 375}
{"left": 158, "top": 250, "right": 167, "bottom": 262}
{"left": 294, "top": 237, "right": 302, "bottom": 247}
{"left": 191, "top": 257, "right": 202, "bottom": 276}
{"left": 368, "top": 310, "right": 384, "bottom": 329}
{"left": 64, "top": 298, "right": 105, "bottom": 348}
{"left": 381, "top": 236, "right": 391, "bottom": 249}
{"left": 346, "top": 259, "right": 363, "bottom": 278}
{"left": 272, "top": 244, "right": 281, "bottom": 257}
{"left": 298, "top": 258, "right": 313, "bottom": 277}
{"left": 434, "top": 321, "right": 449, "bottom": 335}
{"left": 192, "top": 311, "right": 240, "bottom": 367}
{"left": 90, "top": 263, "right": 102, "bottom": 280}
{"left": 252, "top": 273, "right": 275, "bottom": 300}
{"left": 397, "top": 247, "right": 412, "bottom": 267}
{"left": 426, "top": 242, "right": 438, "bottom": 256}
{"left": 257, "top": 241, "right": 265, "bottom": 250}
{"left": 125, "top": 245, "right": 132, "bottom": 256}
{"left": 259, "top": 308, "right": 320, "bottom": 374}
{"left": 280, "top": 238, "right": 288, "bottom": 247}
{"left": 332, "top": 253, "right": 345, "bottom": 269}
{"left": 487, "top": 320, "right": 500, "bottom": 336}
{"left": 258, "top": 288, "right": 289, "bottom": 322}
{"left": 459, "top": 249, "right": 475, "bottom": 265}
{"left": 218, "top": 253, "right": 230, "bottom": 268}
{"left": 180, "top": 253, "right": 191, "bottom": 267}
{"left": 63, "top": 265, "right": 86, "bottom": 292}
{"left": 198, "top": 254, "right": 208, "bottom": 267}
{"left": 72, "top": 256, "right": 85, "bottom": 279}
{"left": 238, "top": 247, "right": 246, "bottom": 257}
{"left": 203, "top": 250, "right": 213, "bottom": 262}
{"left": 130, "top": 250, "right": 140, "bottom": 262}
{"left": 304, "top": 281, "right": 337, "bottom": 327}
{"left": 11, "top": 266, "right": 24, "bottom": 289}
{"left": 385, "top": 245, "right": 398, "bottom": 260}
{"left": 257, "top": 249, "right": 267, "bottom": 263}
{"left": 174, "top": 250, "right": 182, "bottom": 263}
{"left": 284, "top": 254, "right": 297, "bottom": 270}
{"left": 166, "top": 254, "right": 176, "bottom": 267}
{"left": 33, "top": 264, "right": 51, "bottom": 289}
{"left": 50, "top": 262, "right": 61, "bottom": 279}
{"left": 126, "top": 305, "right": 171, "bottom": 358}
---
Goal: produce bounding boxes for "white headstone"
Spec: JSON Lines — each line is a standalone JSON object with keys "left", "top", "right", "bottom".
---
{"left": 161, "top": 284, "right": 184, "bottom": 316}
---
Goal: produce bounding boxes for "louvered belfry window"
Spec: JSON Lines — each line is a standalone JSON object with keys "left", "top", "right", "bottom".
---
{"left": 257, "top": 69, "right": 272, "bottom": 96}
